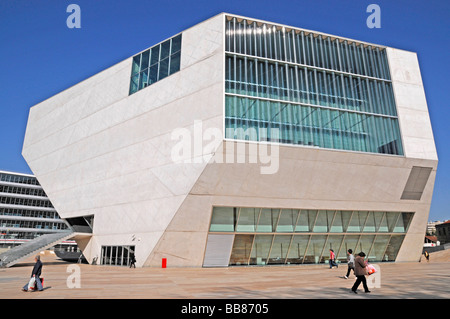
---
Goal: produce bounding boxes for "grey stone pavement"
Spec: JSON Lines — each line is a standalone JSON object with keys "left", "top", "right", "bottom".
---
{"left": 1, "top": 252, "right": 449, "bottom": 300}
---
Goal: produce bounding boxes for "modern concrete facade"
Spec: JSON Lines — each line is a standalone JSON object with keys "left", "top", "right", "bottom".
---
{"left": 22, "top": 13, "right": 437, "bottom": 267}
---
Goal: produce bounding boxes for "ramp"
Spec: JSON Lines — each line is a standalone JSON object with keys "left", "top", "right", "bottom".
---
{"left": 0, "top": 230, "right": 74, "bottom": 268}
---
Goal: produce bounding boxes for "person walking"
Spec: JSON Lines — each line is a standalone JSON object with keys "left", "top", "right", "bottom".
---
{"left": 344, "top": 249, "right": 355, "bottom": 279}
{"left": 129, "top": 252, "right": 136, "bottom": 268}
{"left": 351, "top": 252, "right": 370, "bottom": 294}
{"left": 329, "top": 249, "right": 338, "bottom": 269}
{"left": 423, "top": 251, "right": 430, "bottom": 262}
{"left": 22, "top": 255, "right": 44, "bottom": 291}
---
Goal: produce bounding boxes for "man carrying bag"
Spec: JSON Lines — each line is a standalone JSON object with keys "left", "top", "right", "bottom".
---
{"left": 22, "top": 255, "right": 44, "bottom": 291}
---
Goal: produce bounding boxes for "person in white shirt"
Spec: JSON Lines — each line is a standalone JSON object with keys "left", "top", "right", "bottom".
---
{"left": 344, "top": 249, "right": 354, "bottom": 279}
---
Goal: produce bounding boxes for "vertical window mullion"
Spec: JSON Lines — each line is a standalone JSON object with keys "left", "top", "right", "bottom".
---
{"left": 335, "top": 39, "right": 343, "bottom": 72}
{"left": 365, "top": 79, "right": 380, "bottom": 152}
{"left": 253, "top": 22, "right": 258, "bottom": 57}
{"left": 370, "top": 46, "right": 377, "bottom": 78}
{"left": 353, "top": 43, "right": 361, "bottom": 75}
{"left": 309, "top": 33, "right": 315, "bottom": 67}
{"left": 243, "top": 20, "right": 247, "bottom": 56}
{"left": 360, "top": 45, "right": 368, "bottom": 76}
{"left": 233, "top": 18, "right": 237, "bottom": 54}
{"left": 382, "top": 49, "right": 391, "bottom": 80}
{"left": 344, "top": 41, "right": 352, "bottom": 74}
{"left": 301, "top": 32, "right": 307, "bottom": 67}
{"left": 296, "top": 32, "right": 303, "bottom": 64}
{"left": 319, "top": 36, "right": 326, "bottom": 70}
{"left": 375, "top": 47, "right": 385, "bottom": 79}
{"left": 328, "top": 38, "right": 335, "bottom": 70}
{"left": 263, "top": 24, "right": 268, "bottom": 59}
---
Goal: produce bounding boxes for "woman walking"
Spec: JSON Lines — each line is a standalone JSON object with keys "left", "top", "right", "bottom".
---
{"left": 329, "top": 249, "right": 338, "bottom": 269}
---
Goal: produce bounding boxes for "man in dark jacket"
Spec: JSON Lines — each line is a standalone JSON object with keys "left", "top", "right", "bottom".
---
{"left": 351, "top": 252, "right": 370, "bottom": 294}
{"left": 22, "top": 255, "right": 44, "bottom": 291}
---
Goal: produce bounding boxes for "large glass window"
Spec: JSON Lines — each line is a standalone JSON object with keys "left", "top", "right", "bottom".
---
{"left": 225, "top": 16, "right": 403, "bottom": 156}
{"left": 286, "top": 235, "right": 310, "bottom": 264}
{"left": 129, "top": 34, "right": 182, "bottom": 95}
{"left": 269, "top": 235, "right": 292, "bottom": 264}
{"left": 209, "top": 206, "right": 413, "bottom": 266}
{"left": 209, "top": 207, "right": 235, "bottom": 232}
{"left": 100, "top": 245, "right": 135, "bottom": 267}
{"left": 229, "top": 235, "right": 253, "bottom": 265}
{"left": 236, "top": 207, "right": 259, "bottom": 232}
{"left": 249, "top": 235, "right": 273, "bottom": 265}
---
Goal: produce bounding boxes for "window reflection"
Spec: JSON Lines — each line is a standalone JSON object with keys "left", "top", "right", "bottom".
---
{"left": 210, "top": 206, "right": 413, "bottom": 266}
{"left": 225, "top": 16, "right": 403, "bottom": 156}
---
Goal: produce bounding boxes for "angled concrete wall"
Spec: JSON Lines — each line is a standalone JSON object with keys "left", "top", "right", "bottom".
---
{"left": 23, "top": 14, "right": 225, "bottom": 267}
{"left": 387, "top": 48, "right": 437, "bottom": 161}
{"left": 145, "top": 140, "right": 437, "bottom": 267}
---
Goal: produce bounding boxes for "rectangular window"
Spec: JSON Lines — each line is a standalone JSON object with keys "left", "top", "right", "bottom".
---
{"left": 129, "top": 34, "right": 182, "bottom": 95}
{"left": 210, "top": 205, "right": 413, "bottom": 266}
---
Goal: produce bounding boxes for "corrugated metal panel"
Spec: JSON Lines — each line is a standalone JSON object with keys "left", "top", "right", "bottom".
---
{"left": 401, "top": 166, "right": 432, "bottom": 200}
{"left": 203, "top": 234, "right": 234, "bottom": 267}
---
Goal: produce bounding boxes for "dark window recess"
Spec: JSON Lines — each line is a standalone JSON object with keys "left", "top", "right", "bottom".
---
{"left": 65, "top": 215, "right": 94, "bottom": 233}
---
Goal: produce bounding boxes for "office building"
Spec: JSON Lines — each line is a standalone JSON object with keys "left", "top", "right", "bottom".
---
{"left": 0, "top": 170, "right": 70, "bottom": 249}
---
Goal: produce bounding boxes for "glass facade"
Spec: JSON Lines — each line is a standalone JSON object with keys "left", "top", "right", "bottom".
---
{"left": 0, "top": 171, "right": 69, "bottom": 244}
{"left": 209, "top": 206, "right": 413, "bottom": 266}
{"left": 225, "top": 16, "right": 403, "bottom": 155}
{"left": 129, "top": 34, "right": 182, "bottom": 95}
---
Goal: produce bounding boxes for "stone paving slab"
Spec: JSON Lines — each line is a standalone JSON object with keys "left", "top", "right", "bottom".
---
{"left": 1, "top": 253, "right": 449, "bottom": 300}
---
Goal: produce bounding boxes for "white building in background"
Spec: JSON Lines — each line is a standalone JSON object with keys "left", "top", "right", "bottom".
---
{"left": 22, "top": 13, "right": 437, "bottom": 267}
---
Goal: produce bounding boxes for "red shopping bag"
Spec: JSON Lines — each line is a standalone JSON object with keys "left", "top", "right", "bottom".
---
{"left": 366, "top": 264, "right": 376, "bottom": 275}
{"left": 33, "top": 277, "right": 44, "bottom": 290}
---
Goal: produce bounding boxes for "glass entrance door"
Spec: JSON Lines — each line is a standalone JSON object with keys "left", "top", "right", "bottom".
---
{"left": 100, "top": 245, "right": 135, "bottom": 266}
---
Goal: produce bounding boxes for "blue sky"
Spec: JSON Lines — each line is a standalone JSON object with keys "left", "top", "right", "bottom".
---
{"left": 0, "top": 0, "right": 448, "bottom": 221}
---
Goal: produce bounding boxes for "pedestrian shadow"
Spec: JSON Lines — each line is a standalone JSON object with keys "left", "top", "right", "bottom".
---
{"left": 29, "top": 286, "right": 52, "bottom": 292}
{"left": 338, "top": 287, "right": 352, "bottom": 293}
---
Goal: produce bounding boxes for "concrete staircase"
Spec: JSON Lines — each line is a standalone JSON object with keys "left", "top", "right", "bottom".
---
{"left": 0, "top": 230, "right": 74, "bottom": 268}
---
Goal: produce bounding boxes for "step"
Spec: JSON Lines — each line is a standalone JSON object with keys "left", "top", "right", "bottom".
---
{"left": 0, "top": 231, "right": 74, "bottom": 268}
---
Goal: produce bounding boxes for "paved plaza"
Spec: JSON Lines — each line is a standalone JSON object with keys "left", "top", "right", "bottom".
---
{"left": 1, "top": 250, "right": 449, "bottom": 300}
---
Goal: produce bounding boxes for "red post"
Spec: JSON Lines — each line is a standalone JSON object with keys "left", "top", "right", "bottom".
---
{"left": 162, "top": 258, "right": 167, "bottom": 268}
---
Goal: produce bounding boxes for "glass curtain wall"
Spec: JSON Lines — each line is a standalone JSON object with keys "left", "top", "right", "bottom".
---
{"left": 211, "top": 206, "right": 413, "bottom": 266}
{"left": 224, "top": 16, "right": 403, "bottom": 156}
{"left": 129, "top": 34, "right": 182, "bottom": 95}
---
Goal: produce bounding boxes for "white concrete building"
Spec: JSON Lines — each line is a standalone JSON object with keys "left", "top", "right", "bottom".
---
{"left": 22, "top": 13, "right": 437, "bottom": 267}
